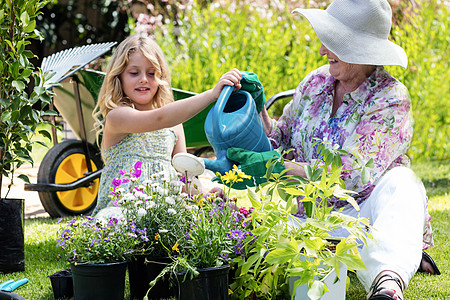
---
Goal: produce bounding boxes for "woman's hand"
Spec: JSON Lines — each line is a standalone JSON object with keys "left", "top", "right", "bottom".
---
{"left": 210, "top": 68, "right": 242, "bottom": 100}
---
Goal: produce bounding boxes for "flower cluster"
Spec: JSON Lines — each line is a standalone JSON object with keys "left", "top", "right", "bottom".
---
{"left": 178, "top": 195, "right": 254, "bottom": 271}
{"left": 108, "top": 161, "right": 192, "bottom": 257}
{"left": 57, "top": 216, "right": 140, "bottom": 264}
{"left": 169, "top": 166, "right": 256, "bottom": 274}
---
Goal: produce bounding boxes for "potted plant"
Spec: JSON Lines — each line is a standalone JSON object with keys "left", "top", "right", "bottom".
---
{"left": 106, "top": 161, "right": 193, "bottom": 300}
{"left": 230, "top": 139, "right": 374, "bottom": 300}
{"left": 56, "top": 215, "right": 140, "bottom": 300}
{"left": 0, "top": 0, "right": 56, "bottom": 273}
{"left": 140, "top": 166, "right": 256, "bottom": 300}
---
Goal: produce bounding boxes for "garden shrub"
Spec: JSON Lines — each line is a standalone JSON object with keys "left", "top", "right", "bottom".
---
{"left": 149, "top": 0, "right": 448, "bottom": 161}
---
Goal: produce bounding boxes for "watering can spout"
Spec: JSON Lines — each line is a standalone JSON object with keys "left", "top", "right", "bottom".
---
{"left": 203, "top": 151, "right": 234, "bottom": 176}
{"left": 203, "top": 82, "right": 272, "bottom": 175}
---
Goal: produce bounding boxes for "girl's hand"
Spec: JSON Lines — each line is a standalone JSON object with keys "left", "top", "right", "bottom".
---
{"left": 211, "top": 68, "right": 242, "bottom": 100}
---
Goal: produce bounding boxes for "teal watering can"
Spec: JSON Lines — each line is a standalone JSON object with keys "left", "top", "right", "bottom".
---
{"left": 203, "top": 83, "right": 273, "bottom": 175}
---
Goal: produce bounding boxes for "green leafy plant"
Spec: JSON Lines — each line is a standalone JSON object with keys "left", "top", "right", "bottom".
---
{"left": 0, "top": 0, "right": 57, "bottom": 197}
{"left": 230, "top": 139, "right": 373, "bottom": 300}
{"left": 56, "top": 215, "right": 140, "bottom": 264}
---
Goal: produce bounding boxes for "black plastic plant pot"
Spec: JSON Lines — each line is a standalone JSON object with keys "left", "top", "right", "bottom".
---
{"left": 70, "top": 261, "right": 127, "bottom": 300}
{"left": 128, "top": 255, "right": 175, "bottom": 300}
{"left": 48, "top": 269, "right": 73, "bottom": 299}
{"left": 0, "top": 199, "right": 25, "bottom": 274}
{"left": 176, "top": 265, "right": 230, "bottom": 300}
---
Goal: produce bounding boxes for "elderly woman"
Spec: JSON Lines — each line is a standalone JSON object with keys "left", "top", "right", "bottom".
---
{"left": 228, "top": 0, "right": 438, "bottom": 299}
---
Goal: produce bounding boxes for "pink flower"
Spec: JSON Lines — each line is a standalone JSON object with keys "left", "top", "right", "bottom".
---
{"left": 112, "top": 178, "right": 121, "bottom": 187}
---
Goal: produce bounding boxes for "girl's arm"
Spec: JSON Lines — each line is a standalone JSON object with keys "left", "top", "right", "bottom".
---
{"left": 172, "top": 124, "right": 187, "bottom": 156}
{"left": 106, "top": 69, "right": 241, "bottom": 135}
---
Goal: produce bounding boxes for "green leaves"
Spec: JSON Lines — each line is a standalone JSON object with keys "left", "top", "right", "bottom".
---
{"left": 0, "top": 0, "right": 55, "bottom": 196}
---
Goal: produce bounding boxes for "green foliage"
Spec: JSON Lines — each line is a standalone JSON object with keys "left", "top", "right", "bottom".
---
{"left": 0, "top": 0, "right": 56, "bottom": 196}
{"left": 0, "top": 158, "right": 447, "bottom": 299}
{"left": 387, "top": 1, "right": 449, "bottom": 161}
{"left": 150, "top": 0, "right": 448, "bottom": 161}
{"left": 155, "top": 1, "right": 326, "bottom": 114}
{"left": 230, "top": 140, "right": 372, "bottom": 299}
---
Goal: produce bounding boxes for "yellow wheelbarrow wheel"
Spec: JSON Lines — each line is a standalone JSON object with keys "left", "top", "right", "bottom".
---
{"left": 38, "top": 140, "right": 103, "bottom": 218}
{"left": 54, "top": 153, "right": 99, "bottom": 212}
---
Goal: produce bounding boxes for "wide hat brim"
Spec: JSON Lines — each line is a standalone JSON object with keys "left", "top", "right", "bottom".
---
{"left": 292, "top": 8, "right": 408, "bottom": 68}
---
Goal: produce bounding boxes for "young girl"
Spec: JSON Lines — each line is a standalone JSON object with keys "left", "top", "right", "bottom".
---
{"left": 92, "top": 34, "right": 241, "bottom": 215}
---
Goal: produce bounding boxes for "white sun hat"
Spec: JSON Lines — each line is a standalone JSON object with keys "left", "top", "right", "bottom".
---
{"left": 292, "top": 0, "right": 408, "bottom": 68}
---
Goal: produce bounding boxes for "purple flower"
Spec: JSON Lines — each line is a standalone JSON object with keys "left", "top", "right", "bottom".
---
{"left": 112, "top": 178, "right": 121, "bottom": 187}
{"left": 119, "top": 169, "right": 126, "bottom": 175}
{"left": 131, "top": 161, "right": 142, "bottom": 178}
{"left": 122, "top": 178, "right": 130, "bottom": 184}
{"left": 233, "top": 243, "right": 244, "bottom": 255}
{"left": 227, "top": 229, "right": 244, "bottom": 241}
{"left": 220, "top": 253, "right": 230, "bottom": 261}
{"left": 57, "top": 229, "right": 71, "bottom": 247}
{"left": 108, "top": 218, "right": 118, "bottom": 227}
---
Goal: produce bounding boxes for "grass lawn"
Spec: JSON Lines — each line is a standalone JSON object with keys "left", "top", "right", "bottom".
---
{"left": 0, "top": 159, "right": 448, "bottom": 299}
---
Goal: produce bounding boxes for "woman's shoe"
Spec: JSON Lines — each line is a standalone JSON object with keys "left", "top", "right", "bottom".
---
{"left": 417, "top": 251, "right": 441, "bottom": 275}
{"left": 367, "top": 271, "right": 404, "bottom": 300}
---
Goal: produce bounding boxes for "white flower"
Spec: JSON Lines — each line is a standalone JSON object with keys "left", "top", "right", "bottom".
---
{"left": 165, "top": 196, "right": 175, "bottom": 205}
{"left": 142, "top": 179, "right": 153, "bottom": 185}
{"left": 134, "top": 200, "right": 143, "bottom": 206}
{"left": 138, "top": 184, "right": 146, "bottom": 190}
{"left": 137, "top": 208, "right": 147, "bottom": 218}
{"left": 159, "top": 229, "right": 168, "bottom": 233}
{"left": 134, "top": 191, "right": 147, "bottom": 199}
{"left": 167, "top": 208, "right": 177, "bottom": 215}
{"left": 170, "top": 180, "right": 183, "bottom": 188}
{"left": 122, "top": 193, "right": 136, "bottom": 202}
{"left": 185, "top": 204, "right": 198, "bottom": 211}
{"left": 157, "top": 187, "right": 168, "bottom": 196}
{"left": 146, "top": 200, "right": 156, "bottom": 209}
{"left": 115, "top": 187, "right": 125, "bottom": 194}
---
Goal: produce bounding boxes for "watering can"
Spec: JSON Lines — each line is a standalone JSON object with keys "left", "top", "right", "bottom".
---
{"left": 203, "top": 82, "right": 273, "bottom": 175}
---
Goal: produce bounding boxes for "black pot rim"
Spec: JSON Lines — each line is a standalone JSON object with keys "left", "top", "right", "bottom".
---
{"left": 176, "top": 264, "right": 230, "bottom": 276}
{"left": 70, "top": 260, "right": 127, "bottom": 267}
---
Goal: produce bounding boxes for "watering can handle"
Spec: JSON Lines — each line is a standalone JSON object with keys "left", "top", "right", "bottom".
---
{"left": 215, "top": 84, "right": 234, "bottom": 126}
{"left": 215, "top": 71, "right": 246, "bottom": 127}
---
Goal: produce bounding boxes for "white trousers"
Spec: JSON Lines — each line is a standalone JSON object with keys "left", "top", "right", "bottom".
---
{"left": 334, "top": 166, "right": 427, "bottom": 291}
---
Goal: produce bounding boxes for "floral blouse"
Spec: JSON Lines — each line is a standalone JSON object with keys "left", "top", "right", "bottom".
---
{"left": 269, "top": 65, "right": 433, "bottom": 249}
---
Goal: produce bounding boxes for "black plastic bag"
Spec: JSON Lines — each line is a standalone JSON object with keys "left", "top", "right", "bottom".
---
{"left": 0, "top": 199, "right": 25, "bottom": 273}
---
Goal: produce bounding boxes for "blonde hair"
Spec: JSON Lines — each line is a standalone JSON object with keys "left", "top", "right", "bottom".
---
{"left": 92, "top": 34, "right": 173, "bottom": 145}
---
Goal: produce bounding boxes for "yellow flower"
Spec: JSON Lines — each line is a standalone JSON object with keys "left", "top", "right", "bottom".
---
{"left": 221, "top": 170, "right": 242, "bottom": 184}
{"left": 172, "top": 242, "right": 180, "bottom": 253}
{"left": 198, "top": 198, "right": 205, "bottom": 207}
{"left": 232, "top": 165, "right": 251, "bottom": 179}
{"left": 155, "top": 233, "right": 160, "bottom": 241}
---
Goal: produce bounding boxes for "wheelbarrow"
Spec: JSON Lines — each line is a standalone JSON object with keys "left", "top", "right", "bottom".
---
{"left": 24, "top": 43, "right": 295, "bottom": 218}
